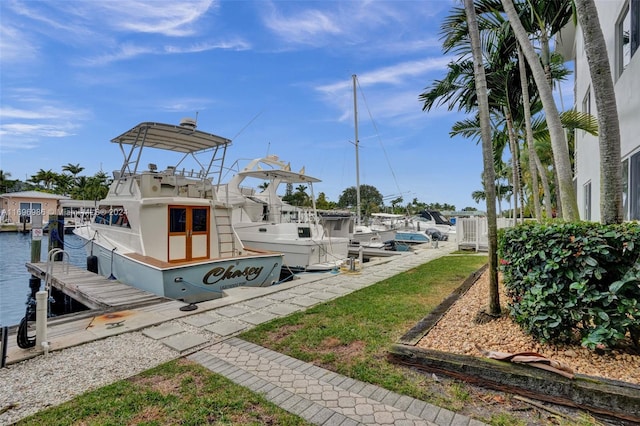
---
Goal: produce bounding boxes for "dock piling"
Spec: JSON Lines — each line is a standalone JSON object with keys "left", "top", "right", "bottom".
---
{"left": 35, "top": 291, "right": 48, "bottom": 353}
{"left": 1, "top": 326, "right": 7, "bottom": 368}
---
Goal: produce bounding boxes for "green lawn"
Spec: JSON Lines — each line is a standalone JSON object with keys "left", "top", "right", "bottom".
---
{"left": 239, "top": 255, "right": 601, "bottom": 426}
{"left": 17, "top": 254, "right": 496, "bottom": 425}
{"left": 240, "top": 255, "right": 488, "bottom": 406}
{"left": 16, "top": 359, "right": 312, "bottom": 426}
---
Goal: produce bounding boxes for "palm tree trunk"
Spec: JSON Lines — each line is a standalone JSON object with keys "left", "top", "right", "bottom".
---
{"left": 501, "top": 0, "right": 579, "bottom": 221}
{"left": 464, "top": 0, "right": 500, "bottom": 316}
{"left": 534, "top": 153, "right": 554, "bottom": 218}
{"left": 552, "top": 167, "right": 563, "bottom": 218}
{"left": 504, "top": 108, "right": 523, "bottom": 222}
{"left": 518, "top": 45, "right": 542, "bottom": 222}
{"left": 574, "top": 0, "right": 624, "bottom": 224}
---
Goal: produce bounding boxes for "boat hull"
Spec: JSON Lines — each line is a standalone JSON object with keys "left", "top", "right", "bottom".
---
{"left": 236, "top": 234, "right": 349, "bottom": 272}
{"left": 350, "top": 229, "right": 396, "bottom": 246}
{"left": 395, "top": 231, "right": 430, "bottom": 244}
{"left": 87, "top": 240, "right": 283, "bottom": 303}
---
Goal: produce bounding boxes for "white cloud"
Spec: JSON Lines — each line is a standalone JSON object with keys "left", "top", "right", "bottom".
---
{"left": 0, "top": 24, "right": 39, "bottom": 63}
{"left": 0, "top": 89, "right": 89, "bottom": 150}
{"left": 159, "top": 98, "right": 217, "bottom": 112}
{"left": 263, "top": 7, "right": 342, "bottom": 44}
{"left": 80, "top": 43, "right": 156, "bottom": 66}
{"left": 316, "top": 57, "right": 452, "bottom": 98}
{"left": 164, "top": 39, "right": 251, "bottom": 54}
{"left": 260, "top": 0, "right": 449, "bottom": 52}
{"left": 94, "top": 0, "right": 217, "bottom": 37}
{"left": 0, "top": 123, "right": 75, "bottom": 138}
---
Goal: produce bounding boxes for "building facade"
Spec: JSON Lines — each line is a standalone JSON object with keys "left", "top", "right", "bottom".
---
{"left": 0, "top": 191, "right": 70, "bottom": 226}
{"left": 560, "top": 0, "right": 639, "bottom": 222}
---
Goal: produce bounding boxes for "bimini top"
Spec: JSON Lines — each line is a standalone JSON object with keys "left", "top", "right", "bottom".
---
{"left": 238, "top": 169, "right": 321, "bottom": 184}
{"left": 111, "top": 121, "right": 232, "bottom": 154}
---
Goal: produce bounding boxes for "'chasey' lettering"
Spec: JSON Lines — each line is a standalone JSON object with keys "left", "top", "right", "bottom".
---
{"left": 202, "top": 265, "right": 264, "bottom": 285}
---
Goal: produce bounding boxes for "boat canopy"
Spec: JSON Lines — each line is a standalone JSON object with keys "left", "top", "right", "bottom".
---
{"left": 238, "top": 169, "right": 321, "bottom": 184}
{"left": 111, "top": 122, "right": 231, "bottom": 153}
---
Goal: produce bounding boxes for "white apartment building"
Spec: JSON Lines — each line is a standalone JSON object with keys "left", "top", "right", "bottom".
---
{"left": 558, "top": 0, "right": 639, "bottom": 221}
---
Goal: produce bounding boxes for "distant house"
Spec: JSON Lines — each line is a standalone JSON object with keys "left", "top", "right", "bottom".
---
{"left": 0, "top": 191, "right": 70, "bottom": 226}
{"left": 557, "top": 1, "right": 639, "bottom": 221}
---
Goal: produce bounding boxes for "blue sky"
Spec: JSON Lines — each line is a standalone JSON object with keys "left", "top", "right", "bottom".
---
{"left": 0, "top": 0, "right": 572, "bottom": 210}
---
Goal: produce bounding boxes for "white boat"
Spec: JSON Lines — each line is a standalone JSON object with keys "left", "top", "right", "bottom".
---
{"left": 416, "top": 210, "right": 456, "bottom": 237}
{"left": 217, "top": 155, "right": 350, "bottom": 272}
{"left": 74, "top": 119, "right": 284, "bottom": 303}
{"left": 350, "top": 221, "right": 397, "bottom": 247}
{"left": 393, "top": 211, "right": 454, "bottom": 242}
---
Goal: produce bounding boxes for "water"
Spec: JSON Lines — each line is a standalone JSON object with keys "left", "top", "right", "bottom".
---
{"left": 0, "top": 232, "right": 90, "bottom": 327}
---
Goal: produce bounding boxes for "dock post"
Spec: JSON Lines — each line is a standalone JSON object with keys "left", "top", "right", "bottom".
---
{"left": 48, "top": 214, "right": 64, "bottom": 261}
{"left": 31, "top": 215, "right": 43, "bottom": 263}
{"left": 1, "top": 326, "right": 7, "bottom": 368}
{"left": 35, "top": 291, "right": 48, "bottom": 353}
{"left": 30, "top": 216, "right": 43, "bottom": 296}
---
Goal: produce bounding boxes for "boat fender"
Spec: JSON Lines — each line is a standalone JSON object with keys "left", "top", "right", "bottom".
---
{"left": 87, "top": 255, "right": 98, "bottom": 274}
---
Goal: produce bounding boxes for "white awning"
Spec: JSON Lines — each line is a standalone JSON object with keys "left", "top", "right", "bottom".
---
{"left": 111, "top": 122, "right": 231, "bottom": 153}
{"left": 238, "top": 169, "right": 321, "bottom": 183}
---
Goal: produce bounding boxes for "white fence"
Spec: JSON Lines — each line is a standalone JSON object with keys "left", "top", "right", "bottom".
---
{"left": 455, "top": 217, "right": 515, "bottom": 252}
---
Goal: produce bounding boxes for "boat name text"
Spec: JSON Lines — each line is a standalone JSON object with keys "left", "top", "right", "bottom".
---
{"left": 203, "top": 265, "right": 264, "bottom": 285}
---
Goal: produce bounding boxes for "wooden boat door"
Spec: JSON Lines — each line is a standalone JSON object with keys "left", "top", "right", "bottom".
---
{"left": 168, "top": 206, "right": 210, "bottom": 262}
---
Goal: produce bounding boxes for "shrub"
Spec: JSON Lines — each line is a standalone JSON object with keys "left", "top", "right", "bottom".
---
{"left": 498, "top": 221, "right": 640, "bottom": 350}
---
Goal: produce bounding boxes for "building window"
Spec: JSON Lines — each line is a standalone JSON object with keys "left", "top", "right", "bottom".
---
{"left": 582, "top": 87, "right": 591, "bottom": 115}
{"left": 618, "top": 4, "right": 631, "bottom": 77}
{"left": 584, "top": 182, "right": 592, "bottom": 221}
{"left": 18, "top": 202, "right": 43, "bottom": 223}
{"left": 582, "top": 88, "right": 591, "bottom": 136}
{"left": 618, "top": 1, "right": 639, "bottom": 77}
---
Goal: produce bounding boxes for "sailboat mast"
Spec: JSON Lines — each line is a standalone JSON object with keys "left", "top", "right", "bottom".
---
{"left": 353, "top": 74, "right": 361, "bottom": 226}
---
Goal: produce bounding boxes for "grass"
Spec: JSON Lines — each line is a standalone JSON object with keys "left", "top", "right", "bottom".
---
{"left": 14, "top": 252, "right": 600, "bottom": 426}
{"left": 16, "top": 358, "right": 312, "bottom": 426}
{"left": 240, "top": 255, "right": 488, "bottom": 407}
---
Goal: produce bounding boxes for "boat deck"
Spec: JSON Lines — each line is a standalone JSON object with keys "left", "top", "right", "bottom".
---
{"left": 123, "top": 252, "right": 192, "bottom": 269}
{"left": 25, "top": 262, "right": 169, "bottom": 310}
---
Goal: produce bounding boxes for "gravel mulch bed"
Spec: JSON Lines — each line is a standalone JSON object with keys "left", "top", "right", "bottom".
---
{"left": 417, "top": 270, "right": 640, "bottom": 385}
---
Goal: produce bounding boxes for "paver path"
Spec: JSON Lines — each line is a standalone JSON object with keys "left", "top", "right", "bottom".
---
{"left": 189, "top": 338, "right": 486, "bottom": 426}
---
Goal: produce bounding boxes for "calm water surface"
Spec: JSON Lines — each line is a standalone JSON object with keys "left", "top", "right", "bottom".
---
{"left": 0, "top": 232, "right": 89, "bottom": 327}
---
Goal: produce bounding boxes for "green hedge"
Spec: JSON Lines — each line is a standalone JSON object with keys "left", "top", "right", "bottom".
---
{"left": 498, "top": 221, "right": 640, "bottom": 350}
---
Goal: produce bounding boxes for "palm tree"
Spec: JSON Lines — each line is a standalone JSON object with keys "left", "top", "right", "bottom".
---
{"left": 517, "top": 44, "right": 541, "bottom": 221}
{"left": 471, "top": 172, "right": 512, "bottom": 216}
{"left": 574, "top": 0, "right": 624, "bottom": 224}
{"left": 295, "top": 185, "right": 309, "bottom": 207}
{"left": 431, "top": 1, "right": 576, "bottom": 220}
{"left": 464, "top": 0, "right": 500, "bottom": 316}
{"left": 62, "top": 163, "right": 84, "bottom": 178}
{"left": 53, "top": 173, "right": 74, "bottom": 196}
{"left": 31, "top": 169, "right": 57, "bottom": 190}
{"left": 501, "top": 0, "right": 579, "bottom": 221}
{"left": 62, "top": 163, "right": 85, "bottom": 191}
{"left": 84, "top": 172, "right": 110, "bottom": 201}
{"left": 0, "top": 170, "right": 12, "bottom": 193}
{"left": 70, "top": 176, "right": 89, "bottom": 200}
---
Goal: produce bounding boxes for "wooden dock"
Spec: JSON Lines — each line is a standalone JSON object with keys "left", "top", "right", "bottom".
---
{"left": 25, "top": 262, "right": 169, "bottom": 311}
